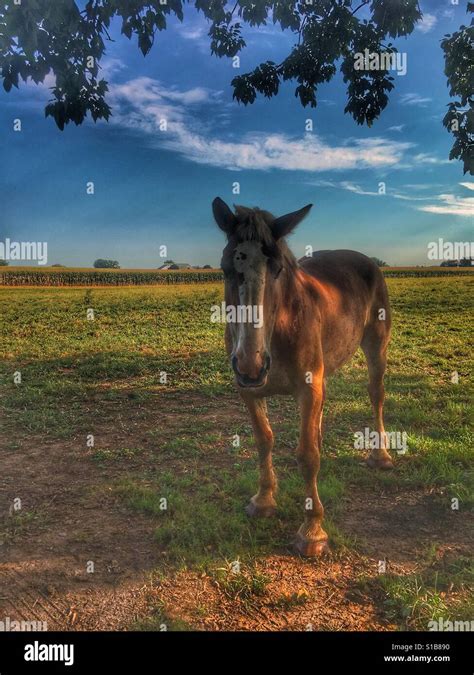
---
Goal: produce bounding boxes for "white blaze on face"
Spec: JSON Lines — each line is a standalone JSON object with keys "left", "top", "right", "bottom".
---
{"left": 233, "top": 241, "right": 267, "bottom": 370}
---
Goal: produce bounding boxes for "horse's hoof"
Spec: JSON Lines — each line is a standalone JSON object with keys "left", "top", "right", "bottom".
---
{"left": 366, "top": 455, "right": 394, "bottom": 471}
{"left": 245, "top": 500, "right": 276, "bottom": 518}
{"left": 294, "top": 533, "right": 329, "bottom": 558}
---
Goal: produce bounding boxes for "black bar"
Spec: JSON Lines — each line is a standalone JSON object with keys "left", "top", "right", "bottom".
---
{"left": 0, "top": 631, "right": 470, "bottom": 673}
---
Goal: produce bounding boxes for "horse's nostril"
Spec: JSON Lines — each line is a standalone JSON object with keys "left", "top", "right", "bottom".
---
{"left": 231, "top": 355, "right": 239, "bottom": 375}
{"left": 230, "top": 352, "right": 271, "bottom": 389}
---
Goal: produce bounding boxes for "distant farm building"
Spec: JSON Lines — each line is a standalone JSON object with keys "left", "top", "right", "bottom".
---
{"left": 159, "top": 262, "right": 192, "bottom": 270}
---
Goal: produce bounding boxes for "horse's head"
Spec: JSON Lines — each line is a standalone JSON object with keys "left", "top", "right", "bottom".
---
{"left": 212, "top": 197, "right": 312, "bottom": 389}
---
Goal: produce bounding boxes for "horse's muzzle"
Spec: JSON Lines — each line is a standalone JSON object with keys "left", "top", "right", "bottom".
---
{"left": 231, "top": 354, "right": 271, "bottom": 388}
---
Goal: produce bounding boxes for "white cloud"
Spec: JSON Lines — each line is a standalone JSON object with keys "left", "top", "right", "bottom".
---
{"left": 412, "top": 153, "right": 450, "bottom": 166}
{"left": 388, "top": 124, "right": 405, "bottom": 132}
{"left": 101, "top": 57, "right": 127, "bottom": 79}
{"left": 175, "top": 23, "right": 207, "bottom": 41}
{"left": 416, "top": 13, "right": 437, "bottom": 33}
{"left": 330, "top": 181, "right": 474, "bottom": 213}
{"left": 111, "top": 77, "right": 214, "bottom": 106}
{"left": 175, "top": 134, "right": 413, "bottom": 172}
{"left": 460, "top": 182, "right": 474, "bottom": 191}
{"left": 400, "top": 93, "right": 432, "bottom": 106}
{"left": 418, "top": 194, "right": 474, "bottom": 217}
{"left": 109, "top": 77, "right": 413, "bottom": 172}
{"left": 339, "top": 181, "right": 431, "bottom": 202}
{"left": 402, "top": 183, "right": 442, "bottom": 190}
{"left": 340, "top": 182, "right": 380, "bottom": 196}
{"left": 333, "top": 183, "right": 472, "bottom": 212}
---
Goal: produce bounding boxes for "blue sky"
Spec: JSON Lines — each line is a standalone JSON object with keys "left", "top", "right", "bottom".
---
{"left": 1, "top": 0, "right": 473, "bottom": 267}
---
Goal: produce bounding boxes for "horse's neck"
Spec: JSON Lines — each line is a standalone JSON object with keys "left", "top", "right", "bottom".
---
{"left": 274, "top": 263, "right": 304, "bottom": 318}
{"left": 275, "top": 263, "right": 318, "bottom": 320}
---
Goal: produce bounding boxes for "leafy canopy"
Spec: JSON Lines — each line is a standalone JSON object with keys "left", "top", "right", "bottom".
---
{"left": 93, "top": 258, "right": 120, "bottom": 268}
{"left": 441, "top": 3, "right": 474, "bottom": 174}
{"left": 0, "top": 1, "right": 471, "bottom": 172}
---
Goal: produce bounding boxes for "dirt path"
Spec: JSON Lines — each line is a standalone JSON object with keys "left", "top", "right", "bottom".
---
{"left": 0, "top": 394, "right": 472, "bottom": 631}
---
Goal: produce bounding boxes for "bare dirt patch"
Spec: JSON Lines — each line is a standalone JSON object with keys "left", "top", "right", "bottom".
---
{"left": 338, "top": 487, "right": 473, "bottom": 570}
{"left": 0, "top": 393, "right": 471, "bottom": 631}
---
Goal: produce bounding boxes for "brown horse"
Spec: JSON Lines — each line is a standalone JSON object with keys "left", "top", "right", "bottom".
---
{"left": 212, "top": 197, "right": 393, "bottom": 557}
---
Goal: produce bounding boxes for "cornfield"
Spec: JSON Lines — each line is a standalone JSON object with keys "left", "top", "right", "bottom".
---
{"left": 0, "top": 267, "right": 472, "bottom": 286}
{"left": 0, "top": 268, "right": 224, "bottom": 286}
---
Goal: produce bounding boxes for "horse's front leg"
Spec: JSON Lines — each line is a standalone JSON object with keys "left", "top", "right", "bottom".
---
{"left": 240, "top": 393, "right": 277, "bottom": 518}
{"left": 294, "top": 377, "right": 329, "bottom": 556}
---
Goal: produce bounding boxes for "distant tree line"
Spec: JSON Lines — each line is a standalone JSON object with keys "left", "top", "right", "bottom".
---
{"left": 91, "top": 258, "right": 213, "bottom": 269}
{"left": 93, "top": 259, "right": 120, "bottom": 269}
{"left": 370, "top": 257, "right": 388, "bottom": 267}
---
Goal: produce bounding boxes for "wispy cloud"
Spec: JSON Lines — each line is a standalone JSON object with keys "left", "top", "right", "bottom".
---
{"left": 418, "top": 194, "right": 474, "bottom": 217}
{"left": 388, "top": 124, "right": 405, "bottom": 132}
{"left": 412, "top": 153, "right": 451, "bottom": 166}
{"left": 402, "top": 183, "right": 443, "bottom": 190}
{"left": 336, "top": 183, "right": 474, "bottom": 212}
{"left": 109, "top": 77, "right": 413, "bottom": 172}
{"left": 332, "top": 181, "right": 473, "bottom": 214}
{"left": 310, "top": 180, "right": 432, "bottom": 202}
{"left": 111, "top": 77, "right": 215, "bottom": 106}
{"left": 340, "top": 182, "right": 380, "bottom": 197}
{"left": 416, "top": 13, "right": 437, "bottom": 34}
{"left": 400, "top": 93, "right": 432, "bottom": 107}
{"left": 175, "top": 23, "right": 208, "bottom": 41}
{"left": 101, "top": 57, "right": 127, "bottom": 79}
{"left": 460, "top": 182, "right": 474, "bottom": 191}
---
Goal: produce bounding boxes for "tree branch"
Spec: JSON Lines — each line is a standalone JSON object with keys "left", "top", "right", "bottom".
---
{"left": 351, "top": 0, "right": 369, "bottom": 15}
{"left": 298, "top": 15, "right": 307, "bottom": 45}
{"left": 230, "top": 2, "right": 239, "bottom": 20}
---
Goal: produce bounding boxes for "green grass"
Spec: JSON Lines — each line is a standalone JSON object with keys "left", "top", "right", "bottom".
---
{"left": 375, "top": 555, "right": 474, "bottom": 630}
{"left": 1, "top": 276, "right": 471, "bottom": 507}
{"left": 0, "top": 275, "right": 472, "bottom": 629}
{"left": 130, "top": 601, "right": 193, "bottom": 632}
{"left": 0, "top": 510, "right": 47, "bottom": 545}
{"left": 115, "top": 464, "right": 348, "bottom": 567}
{"left": 92, "top": 447, "right": 145, "bottom": 462}
{"left": 211, "top": 560, "right": 271, "bottom": 602}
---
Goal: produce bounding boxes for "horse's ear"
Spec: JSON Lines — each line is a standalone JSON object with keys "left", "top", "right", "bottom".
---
{"left": 212, "top": 197, "right": 237, "bottom": 235}
{"left": 272, "top": 204, "right": 313, "bottom": 240}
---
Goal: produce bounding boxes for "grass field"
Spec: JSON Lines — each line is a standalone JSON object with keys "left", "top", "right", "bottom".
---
{"left": 0, "top": 274, "right": 472, "bottom": 631}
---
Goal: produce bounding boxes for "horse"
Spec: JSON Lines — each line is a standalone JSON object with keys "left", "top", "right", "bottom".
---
{"left": 212, "top": 197, "right": 393, "bottom": 557}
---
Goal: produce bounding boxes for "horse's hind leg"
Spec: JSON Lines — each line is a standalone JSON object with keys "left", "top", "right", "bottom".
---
{"left": 240, "top": 394, "right": 277, "bottom": 517}
{"left": 361, "top": 324, "right": 394, "bottom": 470}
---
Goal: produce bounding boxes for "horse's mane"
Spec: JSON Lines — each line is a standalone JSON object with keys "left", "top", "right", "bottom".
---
{"left": 233, "top": 205, "right": 298, "bottom": 274}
